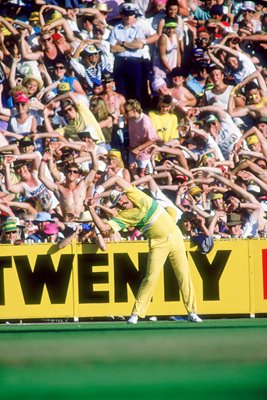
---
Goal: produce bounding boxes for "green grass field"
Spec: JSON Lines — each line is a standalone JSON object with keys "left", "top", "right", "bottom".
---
{"left": 0, "top": 318, "right": 267, "bottom": 400}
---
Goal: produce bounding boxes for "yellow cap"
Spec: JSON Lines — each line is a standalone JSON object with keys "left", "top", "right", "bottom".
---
{"left": 246, "top": 135, "right": 259, "bottom": 145}
{"left": 0, "top": 17, "right": 13, "bottom": 36}
{"left": 46, "top": 11, "right": 62, "bottom": 25}
{"left": 189, "top": 186, "right": 202, "bottom": 196}
{"left": 57, "top": 82, "right": 71, "bottom": 93}
{"left": 210, "top": 192, "right": 223, "bottom": 201}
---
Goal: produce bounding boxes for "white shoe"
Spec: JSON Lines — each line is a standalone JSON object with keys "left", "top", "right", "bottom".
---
{"left": 127, "top": 315, "right": 138, "bottom": 324}
{"left": 188, "top": 312, "right": 202, "bottom": 323}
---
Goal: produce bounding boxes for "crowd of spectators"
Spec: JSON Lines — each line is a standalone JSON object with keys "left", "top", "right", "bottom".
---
{"left": 0, "top": 0, "right": 266, "bottom": 248}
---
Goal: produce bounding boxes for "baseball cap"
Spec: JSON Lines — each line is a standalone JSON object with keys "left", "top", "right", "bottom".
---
{"left": 256, "top": 117, "right": 267, "bottom": 124}
{"left": 52, "top": 32, "right": 64, "bottom": 42}
{"left": 189, "top": 186, "right": 202, "bottom": 196}
{"left": 210, "top": 192, "right": 223, "bottom": 201}
{"left": 109, "top": 190, "right": 123, "bottom": 208}
{"left": 246, "top": 135, "right": 259, "bottom": 145}
{"left": 241, "top": 1, "right": 256, "bottom": 12}
{"left": 101, "top": 72, "right": 114, "bottom": 83}
{"left": 164, "top": 17, "right": 178, "bottom": 28}
{"left": 205, "top": 114, "right": 219, "bottom": 124}
{"left": 171, "top": 67, "right": 188, "bottom": 78}
{"left": 14, "top": 94, "right": 29, "bottom": 104}
{"left": 57, "top": 82, "right": 71, "bottom": 94}
{"left": 210, "top": 5, "right": 224, "bottom": 15}
{"left": 78, "top": 126, "right": 99, "bottom": 141}
{"left": 83, "top": 44, "right": 101, "bottom": 55}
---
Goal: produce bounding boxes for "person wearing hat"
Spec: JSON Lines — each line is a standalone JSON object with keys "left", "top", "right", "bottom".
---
{"left": 226, "top": 212, "right": 244, "bottom": 238}
{"left": 209, "top": 191, "right": 226, "bottom": 213}
{"left": 77, "top": 3, "right": 110, "bottom": 34}
{"left": 105, "top": 149, "right": 131, "bottom": 182}
{"left": 100, "top": 72, "right": 126, "bottom": 125}
{"left": 29, "top": 11, "right": 41, "bottom": 31}
{"left": 22, "top": 76, "right": 43, "bottom": 99}
{"left": 246, "top": 134, "right": 262, "bottom": 152}
{"left": 75, "top": 125, "right": 107, "bottom": 157}
{"left": 38, "top": 147, "right": 99, "bottom": 221}
{"left": 26, "top": 211, "right": 55, "bottom": 243}
{"left": 238, "top": 1, "right": 262, "bottom": 33}
{"left": 157, "top": 0, "right": 188, "bottom": 38}
{"left": 89, "top": 174, "right": 202, "bottom": 324}
{"left": 108, "top": 3, "right": 149, "bottom": 105}
{"left": 43, "top": 91, "right": 105, "bottom": 143}
{"left": 52, "top": 61, "right": 87, "bottom": 101}
{"left": 0, "top": 220, "right": 20, "bottom": 244}
{"left": 42, "top": 221, "right": 64, "bottom": 243}
{"left": 69, "top": 42, "right": 110, "bottom": 96}
{"left": 5, "top": 93, "right": 38, "bottom": 139}
{"left": 152, "top": 16, "right": 181, "bottom": 86}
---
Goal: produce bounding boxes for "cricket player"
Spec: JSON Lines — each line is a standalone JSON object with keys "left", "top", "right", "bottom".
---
{"left": 89, "top": 175, "right": 202, "bottom": 324}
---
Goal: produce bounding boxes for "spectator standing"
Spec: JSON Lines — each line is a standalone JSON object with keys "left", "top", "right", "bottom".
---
{"left": 124, "top": 99, "right": 158, "bottom": 176}
{"left": 109, "top": 3, "right": 148, "bottom": 105}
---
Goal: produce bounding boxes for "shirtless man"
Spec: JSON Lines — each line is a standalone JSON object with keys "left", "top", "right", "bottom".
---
{"left": 170, "top": 67, "right": 197, "bottom": 113}
{"left": 38, "top": 149, "right": 98, "bottom": 221}
{"left": 100, "top": 72, "right": 126, "bottom": 125}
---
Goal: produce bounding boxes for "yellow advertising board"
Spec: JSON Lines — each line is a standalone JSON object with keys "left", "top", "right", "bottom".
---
{"left": 0, "top": 239, "right": 266, "bottom": 320}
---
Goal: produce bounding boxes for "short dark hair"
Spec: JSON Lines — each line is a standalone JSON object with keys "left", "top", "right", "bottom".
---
{"left": 159, "top": 94, "right": 172, "bottom": 106}
{"left": 64, "top": 162, "right": 81, "bottom": 173}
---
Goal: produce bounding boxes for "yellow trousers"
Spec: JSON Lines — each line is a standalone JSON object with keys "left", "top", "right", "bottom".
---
{"left": 132, "top": 229, "right": 197, "bottom": 318}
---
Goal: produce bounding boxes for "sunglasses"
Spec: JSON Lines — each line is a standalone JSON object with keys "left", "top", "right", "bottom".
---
{"left": 55, "top": 66, "right": 65, "bottom": 70}
{"left": 15, "top": 102, "right": 27, "bottom": 106}
{"left": 67, "top": 169, "right": 79, "bottom": 174}
{"left": 42, "top": 37, "right": 52, "bottom": 42}
{"left": 4, "top": 231, "right": 17, "bottom": 235}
